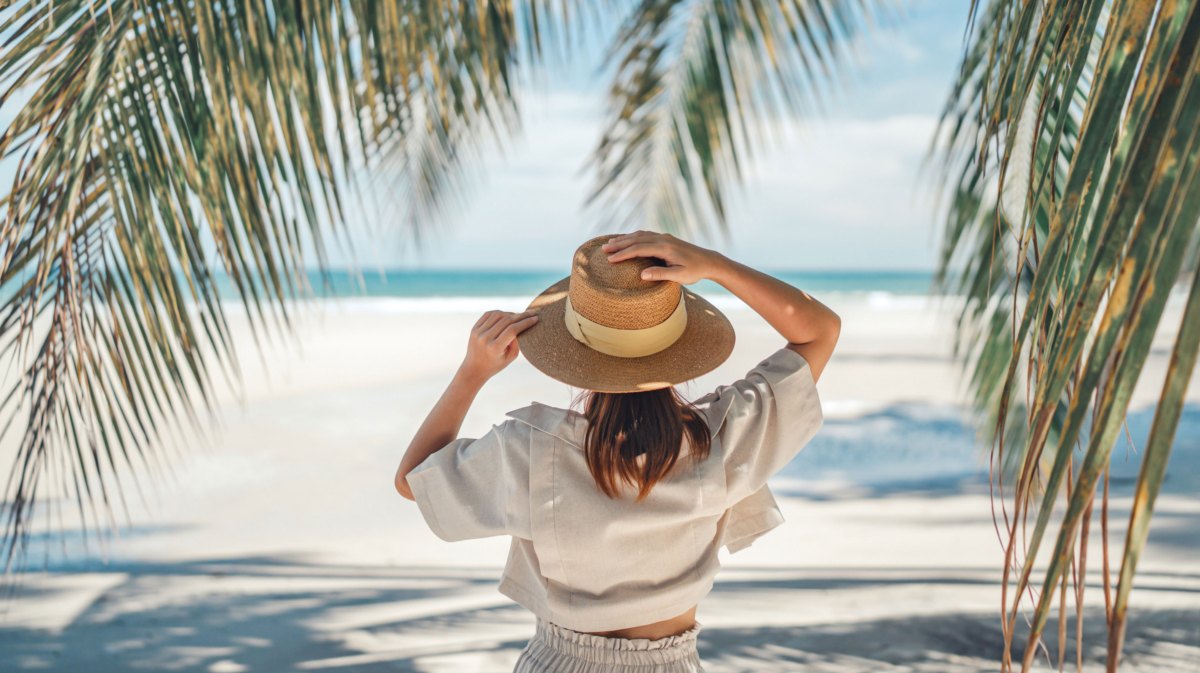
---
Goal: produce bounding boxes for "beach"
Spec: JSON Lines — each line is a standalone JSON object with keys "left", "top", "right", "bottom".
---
{"left": 1, "top": 286, "right": 1197, "bottom": 672}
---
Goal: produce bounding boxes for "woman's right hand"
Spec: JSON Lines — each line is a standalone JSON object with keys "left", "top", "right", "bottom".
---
{"left": 601, "top": 231, "right": 727, "bottom": 285}
{"left": 459, "top": 309, "right": 539, "bottom": 382}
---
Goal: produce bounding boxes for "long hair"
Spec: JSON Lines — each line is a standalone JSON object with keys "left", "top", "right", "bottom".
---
{"left": 576, "top": 387, "right": 712, "bottom": 502}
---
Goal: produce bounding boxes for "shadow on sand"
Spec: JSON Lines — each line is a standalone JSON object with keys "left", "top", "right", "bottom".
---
{"left": 1, "top": 557, "right": 1197, "bottom": 673}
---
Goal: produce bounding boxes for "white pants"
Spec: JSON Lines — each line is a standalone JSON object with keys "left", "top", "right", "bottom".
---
{"left": 513, "top": 617, "right": 704, "bottom": 672}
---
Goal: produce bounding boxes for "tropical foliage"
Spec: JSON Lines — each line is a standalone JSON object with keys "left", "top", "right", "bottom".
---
{"left": 931, "top": 0, "right": 1200, "bottom": 671}
{"left": 0, "top": 0, "right": 532, "bottom": 573}
{"left": 589, "top": 0, "right": 876, "bottom": 236}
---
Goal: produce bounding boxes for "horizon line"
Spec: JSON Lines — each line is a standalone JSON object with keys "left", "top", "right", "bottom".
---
{"left": 286, "top": 265, "right": 942, "bottom": 275}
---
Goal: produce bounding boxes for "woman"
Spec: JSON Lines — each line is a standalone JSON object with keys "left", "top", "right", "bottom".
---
{"left": 394, "top": 231, "right": 839, "bottom": 672}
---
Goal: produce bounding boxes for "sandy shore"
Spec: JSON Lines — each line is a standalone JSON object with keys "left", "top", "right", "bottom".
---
{"left": 1, "top": 294, "right": 1197, "bottom": 671}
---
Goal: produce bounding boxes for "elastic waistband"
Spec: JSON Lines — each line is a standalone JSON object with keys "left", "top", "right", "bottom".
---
{"left": 530, "top": 617, "right": 702, "bottom": 665}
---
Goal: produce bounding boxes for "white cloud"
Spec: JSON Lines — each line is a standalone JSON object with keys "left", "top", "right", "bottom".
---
{"left": 341, "top": 108, "right": 949, "bottom": 271}
{"left": 704, "top": 115, "right": 944, "bottom": 269}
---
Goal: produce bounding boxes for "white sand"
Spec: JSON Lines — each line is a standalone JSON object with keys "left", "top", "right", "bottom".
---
{"left": 0, "top": 294, "right": 1197, "bottom": 672}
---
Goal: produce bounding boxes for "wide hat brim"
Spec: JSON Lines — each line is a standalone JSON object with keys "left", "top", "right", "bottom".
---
{"left": 516, "top": 276, "right": 736, "bottom": 393}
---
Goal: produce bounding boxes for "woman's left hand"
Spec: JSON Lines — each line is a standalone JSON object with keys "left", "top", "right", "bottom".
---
{"left": 460, "top": 309, "right": 540, "bottom": 381}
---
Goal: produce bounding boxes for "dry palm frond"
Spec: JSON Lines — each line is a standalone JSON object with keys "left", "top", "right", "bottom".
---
{"left": 929, "top": 1, "right": 1200, "bottom": 671}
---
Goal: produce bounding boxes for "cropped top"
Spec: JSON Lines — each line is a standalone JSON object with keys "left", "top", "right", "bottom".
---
{"left": 404, "top": 346, "right": 824, "bottom": 632}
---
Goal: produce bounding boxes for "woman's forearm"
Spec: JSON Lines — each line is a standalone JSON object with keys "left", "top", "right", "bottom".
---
{"left": 394, "top": 309, "right": 539, "bottom": 500}
{"left": 704, "top": 253, "right": 840, "bottom": 383}
{"left": 706, "top": 254, "right": 840, "bottom": 346}
{"left": 601, "top": 232, "right": 840, "bottom": 382}
{"left": 393, "top": 366, "right": 487, "bottom": 500}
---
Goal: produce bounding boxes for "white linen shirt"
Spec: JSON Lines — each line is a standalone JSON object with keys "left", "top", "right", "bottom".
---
{"left": 405, "top": 346, "right": 824, "bottom": 632}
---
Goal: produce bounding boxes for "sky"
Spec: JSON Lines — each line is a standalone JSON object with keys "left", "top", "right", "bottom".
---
{"left": 0, "top": 1, "right": 974, "bottom": 275}
{"left": 346, "top": 0, "right": 975, "bottom": 273}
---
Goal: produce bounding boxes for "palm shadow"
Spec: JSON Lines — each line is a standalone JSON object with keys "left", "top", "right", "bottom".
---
{"left": 2, "top": 558, "right": 1197, "bottom": 672}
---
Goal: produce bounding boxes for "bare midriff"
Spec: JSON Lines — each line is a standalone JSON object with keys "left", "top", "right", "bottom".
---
{"left": 581, "top": 604, "right": 698, "bottom": 640}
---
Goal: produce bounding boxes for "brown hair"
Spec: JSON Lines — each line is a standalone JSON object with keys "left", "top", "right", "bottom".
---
{"left": 576, "top": 388, "right": 712, "bottom": 502}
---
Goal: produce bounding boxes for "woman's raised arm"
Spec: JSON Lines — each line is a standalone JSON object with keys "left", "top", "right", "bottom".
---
{"left": 393, "top": 309, "right": 538, "bottom": 500}
{"left": 603, "top": 232, "right": 840, "bottom": 383}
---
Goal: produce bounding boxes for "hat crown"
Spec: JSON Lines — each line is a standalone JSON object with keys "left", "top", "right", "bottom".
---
{"left": 568, "top": 235, "right": 682, "bottom": 329}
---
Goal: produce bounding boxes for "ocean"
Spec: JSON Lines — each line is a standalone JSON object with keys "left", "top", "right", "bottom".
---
{"left": 212, "top": 268, "right": 947, "bottom": 312}
{"left": 278, "top": 268, "right": 940, "bottom": 297}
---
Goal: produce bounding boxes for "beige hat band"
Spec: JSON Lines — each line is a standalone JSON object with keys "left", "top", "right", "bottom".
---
{"left": 563, "top": 293, "right": 688, "bottom": 358}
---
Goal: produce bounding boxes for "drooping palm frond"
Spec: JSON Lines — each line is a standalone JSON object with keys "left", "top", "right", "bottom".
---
{"left": 585, "top": 0, "right": 886, "bottom": 238}
{"left": 930, "top": 1, "right": 1200, "bottom": 671}
{"left": 0, "top": 0, "right": 543, "bottom": 574}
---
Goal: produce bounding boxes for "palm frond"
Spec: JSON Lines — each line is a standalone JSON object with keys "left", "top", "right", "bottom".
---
{"left": 929, "top": 0, "right": 1200, "bottom": 670}
{"left": 0, "top": 0, "right": 533, "bottom": 574}
{"left": 585, "top": 0, "right": 886, "bottom": 239}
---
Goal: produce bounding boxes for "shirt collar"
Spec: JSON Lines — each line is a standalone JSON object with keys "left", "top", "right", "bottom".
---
{"left": 506, "top": 402, "right": 588, "bottom": 448}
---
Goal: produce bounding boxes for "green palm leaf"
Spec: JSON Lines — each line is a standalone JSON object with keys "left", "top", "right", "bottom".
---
{"left": 931, "top": 0, "right": 1200, "bottom": 670}
{"left": 585, "top": 0, "right": 887, "bottom": 238}
{"left": 0, "top": 0, "right": 535, "bottom": 573}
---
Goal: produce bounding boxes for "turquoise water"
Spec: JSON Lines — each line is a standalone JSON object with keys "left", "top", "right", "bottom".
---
{"left": 216, "top": 268, "right": 941, "bottom": 299}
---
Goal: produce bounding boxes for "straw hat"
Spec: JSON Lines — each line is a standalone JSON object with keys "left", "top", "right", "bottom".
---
{"left": 517, "top": 234, "right": 735, "bottom": 392}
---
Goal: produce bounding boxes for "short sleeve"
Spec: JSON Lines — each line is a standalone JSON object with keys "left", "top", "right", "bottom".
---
{"left": 404, "top": 419, "right": 532, "bottom": 542}
{"left": 698, "top": 347, "right": 824, "bottom": 505}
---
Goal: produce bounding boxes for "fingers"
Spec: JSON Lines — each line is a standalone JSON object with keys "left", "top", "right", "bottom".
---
{"left": 601, "top": 230, "right": 660, "bottom": 254}
{"left": 640, "top": 265, "right": 683, "bottom": 282}
{"left": 606, "top": 241, "right": 669, "bottom": 263}
{"left": 475, "top": 310, "right": 505, "bottom": 332}
{"left": 494, "top": 314, "right": 539, "bottom": 345}
{"left": 482, "top": 310, "right": 537, "bottom": 341}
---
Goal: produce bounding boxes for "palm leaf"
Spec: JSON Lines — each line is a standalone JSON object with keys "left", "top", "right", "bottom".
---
{"left": 585, "top": 0, "right": 887, "bottom": 238}
{"left": 930, "top": 0, "right": 1200, "bottom": 670}
{"left": 0, "top": 0, "right": 535, "bottom": 574}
